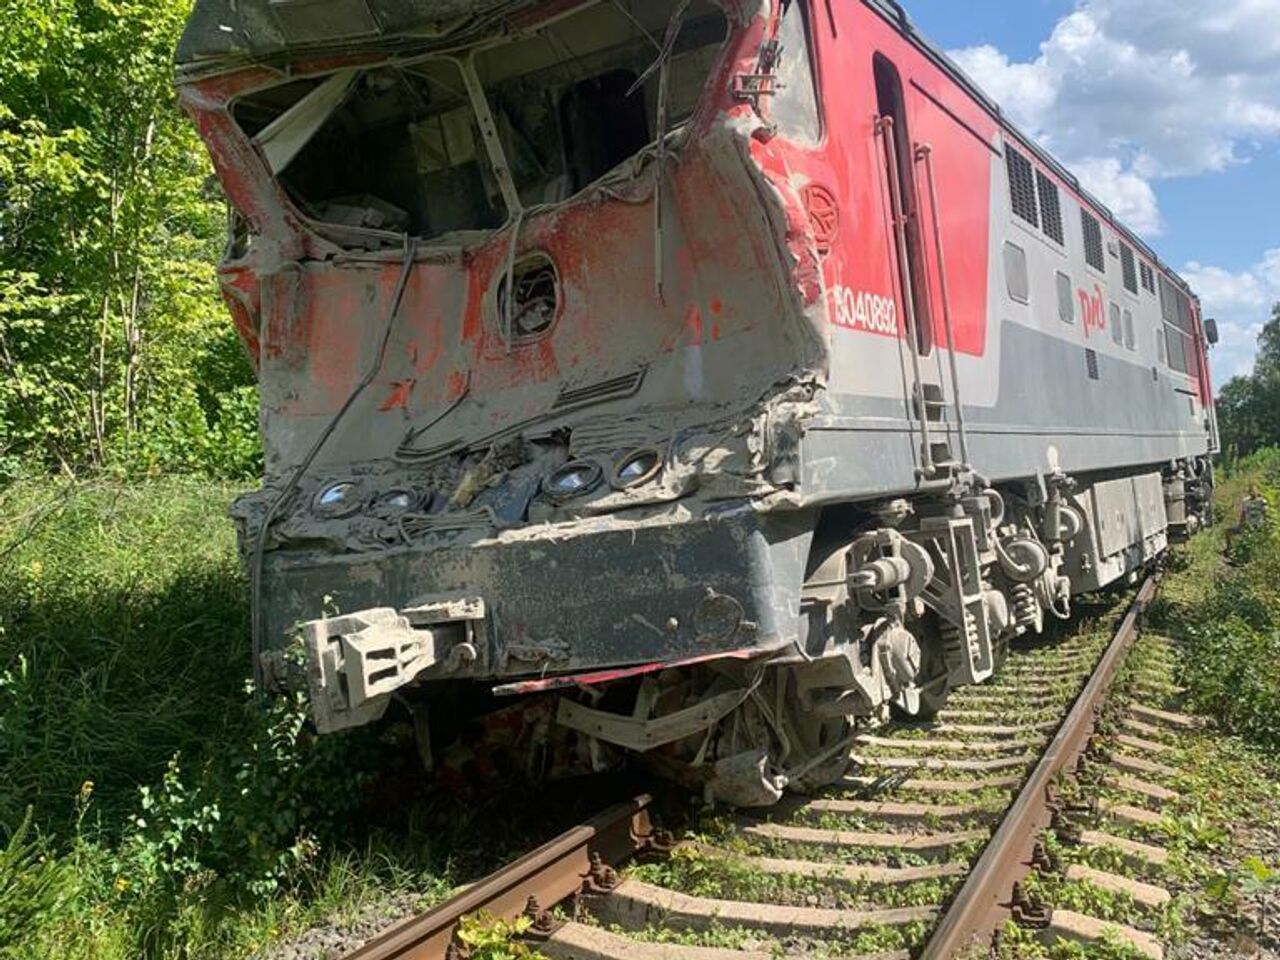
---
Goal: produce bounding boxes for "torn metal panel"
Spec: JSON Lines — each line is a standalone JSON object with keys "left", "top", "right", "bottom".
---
{"left": 177, "top": 0, "right": 536, "bottom": 66}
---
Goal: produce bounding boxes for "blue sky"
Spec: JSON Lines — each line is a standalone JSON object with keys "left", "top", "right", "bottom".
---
{"left": 904, "top": 0, "right": 1280, "bottom": 389}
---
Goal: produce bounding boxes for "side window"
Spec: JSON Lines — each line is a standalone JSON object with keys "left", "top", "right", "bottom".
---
{"left": 1159, "top": 273, "right": 1194, "bottom": 374}
{"left": 1004, "top": 242, "right": 1029, "bottom": 303}
{"left": 1056, "top": 271, "right": 1074, "bottom": 324}
{"left": 1110, "top": 302, "right": 1123, "bottom": 345}
{"left": 772, "top": 0, "right": 821, "bottom": 143}
{"left": 1157, "top": 325, "right": 1167, "bottom": 364}
{"left": 1081, "top": 210, "right": 1105, "bottom": 273}
{"left": 1123, "top": 308, "right": 1135, "bottom": 350}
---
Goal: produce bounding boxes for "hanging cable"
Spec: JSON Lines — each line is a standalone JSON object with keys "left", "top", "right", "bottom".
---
{"left": 249, "top": 236, "right": 419, "bottom": 694}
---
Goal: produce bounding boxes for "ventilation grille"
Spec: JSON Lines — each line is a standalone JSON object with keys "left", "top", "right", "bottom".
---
{"left": 1037, "top": 170, "right": 1064, "bottom": 244}
{"left": 1006, "top": 148, "right": 1038, "bottom": 227}
{"left": 1085, "top": 348, "right": 1100, "bottom": 381}
{"left": 1081, "top": 211, "right": 1105, "bottom": 272}
{"left": 1139, "top": 261, "right": 1156, "bottom": 293}
{"left": 1121, "top": 243, "right": 1138, "bottom": 293}
{"left": 553, "top": 370, "right": 645, "bottom": 410}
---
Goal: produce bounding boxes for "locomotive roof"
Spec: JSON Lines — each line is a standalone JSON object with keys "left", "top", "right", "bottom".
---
{"left": 175, "top": 0, "right": 1193, "bottom": 300}
{"left": 175, "top": 0, "right": 536, "bottom": 65}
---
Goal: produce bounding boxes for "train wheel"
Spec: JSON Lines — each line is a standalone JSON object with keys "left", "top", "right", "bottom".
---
{"left": 699, "top": 666, "right": 856, "bottom": 806}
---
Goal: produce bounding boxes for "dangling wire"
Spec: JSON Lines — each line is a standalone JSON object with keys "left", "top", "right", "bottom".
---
{"left": 249, "top": 235, "right": 419, "bottom": 695}
{"left": 501, "top": 206, "right": 527, "bottom": 351}
{"left": 628, "top": 0, "right": 691, "bottom": 304}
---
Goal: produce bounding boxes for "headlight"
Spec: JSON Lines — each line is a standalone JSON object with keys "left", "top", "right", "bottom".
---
{"left": 313, "top": 481, "right": 362, "bottom": 518}
{"left": 544, "top": 460, "right": 603, "bottom": 501}
{"left": 612, "top": 447, "right": 664, "bottom": 489}
{"left": 377, "top": 489, "right": 419, "bottom": 513}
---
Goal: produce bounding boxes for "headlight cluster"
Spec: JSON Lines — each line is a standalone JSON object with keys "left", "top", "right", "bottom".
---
{"left": 543, "top": 446, "right": 665, "bottom": 502}
{"left": 311, "top": 482, "right": 428, "bottom": 518}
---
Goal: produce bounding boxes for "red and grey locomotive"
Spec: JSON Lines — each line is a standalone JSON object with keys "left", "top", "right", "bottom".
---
{"left": 176, "top": 0, "right": 1217, "bottom": 805}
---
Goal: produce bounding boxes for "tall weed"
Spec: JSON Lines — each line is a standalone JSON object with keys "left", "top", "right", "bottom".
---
{"left": 1155, "top": 449, "right": 1280, "bottom": 749}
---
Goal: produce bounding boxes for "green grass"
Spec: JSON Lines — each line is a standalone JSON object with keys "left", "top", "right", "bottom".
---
{"left": 1152, "top": 450, "right": 1280, "bottom": 749}
{"left": 0, "top": 479, "right": 468, "bottom": 959}
{"left": 0, "top": 479, "right": 249, "bottom": 834}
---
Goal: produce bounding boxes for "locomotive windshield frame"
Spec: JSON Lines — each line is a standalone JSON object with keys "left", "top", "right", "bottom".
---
{"left": 227, "top": 0, "right": 730, "bottom": 249}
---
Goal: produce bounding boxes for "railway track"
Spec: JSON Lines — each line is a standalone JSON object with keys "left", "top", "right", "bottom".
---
{"left": 342, "top": 574, "right": 1207, "bottom": 960}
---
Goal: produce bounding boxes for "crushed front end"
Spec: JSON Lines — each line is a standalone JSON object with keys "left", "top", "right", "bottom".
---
{"left": 177, "top": 0, "right": 840, "bottom": 802}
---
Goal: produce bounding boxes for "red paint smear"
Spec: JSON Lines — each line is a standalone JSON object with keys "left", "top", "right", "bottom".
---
{"left": 491, "top": 647, "right": 765, "bottom": 696}
{"left": 446, "top": 369, "right": 468, "bottom": 399}
{"left": 685, "top": 305, "right": 704, "bottom": 346}
{"left": 378, "top": 380, "right": 414, "bottom": 412}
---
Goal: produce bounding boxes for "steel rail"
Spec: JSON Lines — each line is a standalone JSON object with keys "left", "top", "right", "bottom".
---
{"left": 920, "top": 573, "right": 1160, "bottom": 958}
{"left": 342, "top": 794, "right": 654, "bottom": 960}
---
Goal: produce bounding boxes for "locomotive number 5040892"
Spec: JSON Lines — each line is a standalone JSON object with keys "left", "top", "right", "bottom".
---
{"left": 830, "top": 286, "right": 900, "bottom": 336}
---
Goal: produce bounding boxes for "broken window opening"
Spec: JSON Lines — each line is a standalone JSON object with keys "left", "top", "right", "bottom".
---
{"left": 498, "top": 254, "right": 560, "bottom": 341}
{"left": 230, "top": 0, "right": 729, "bottom": 248}
{"left": 769, "top": 0, "right": 822, "bottom": 144}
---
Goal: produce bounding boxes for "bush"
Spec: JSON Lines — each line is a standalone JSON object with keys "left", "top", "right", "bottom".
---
{"left": 1156, "top": 450, "right": 1280, "bottom": 750}
{"left": 113, "top": 690, "right": 367, "bottom": 903}
{"left": 110, "top": 385, "right": 262, "bottom": 481}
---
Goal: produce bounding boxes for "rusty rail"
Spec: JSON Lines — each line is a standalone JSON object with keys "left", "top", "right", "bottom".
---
{"left": 342, "top": 794, "right": 654, "bottom": 960}
{"left": 920, "top": 574, "right": 1160, "bottom": 958}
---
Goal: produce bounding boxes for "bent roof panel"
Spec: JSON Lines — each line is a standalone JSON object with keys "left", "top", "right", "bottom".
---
{"left": 176, "top": 0, "right": 532, "bottom": 64}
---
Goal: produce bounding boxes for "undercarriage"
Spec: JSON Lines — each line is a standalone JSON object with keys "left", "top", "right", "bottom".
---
{"left": 289, "top": 461, "right": 1206, "bottom": 808}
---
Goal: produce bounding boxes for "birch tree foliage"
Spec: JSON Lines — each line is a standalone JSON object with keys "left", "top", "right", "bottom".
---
{"left": 0, "top": 0, "right": 258, "bottom": 479}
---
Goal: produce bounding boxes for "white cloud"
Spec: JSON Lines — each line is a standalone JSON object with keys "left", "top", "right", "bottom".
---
{"left": 1067, "top": 157, "right": 1162, "bottom": 235}
{"left": 1181, "top": 249, "right": 1280, "bottom": 386}
{"left": 948, "top": 0, "right": 1280, "bottom": 387}
{"left": 948, "top": 0, "right": 1280, "bottom": 237}
{"left": 948, "top": 45, "right": 1056, "bottom": 129}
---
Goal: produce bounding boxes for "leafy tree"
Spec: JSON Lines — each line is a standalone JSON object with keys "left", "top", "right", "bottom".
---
{"left": 1217, "top": 303, "right": 1280, "bottom": 459}
{"left": 0, "top": 0, "right": 259, "bottom": 479}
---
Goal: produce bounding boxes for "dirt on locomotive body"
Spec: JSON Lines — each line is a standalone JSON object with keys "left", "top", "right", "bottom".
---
{"left": 175, "top": 0, "right": 1218, "bottom": 805}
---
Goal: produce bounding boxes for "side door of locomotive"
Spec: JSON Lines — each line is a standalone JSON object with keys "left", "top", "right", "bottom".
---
{"left": 812, "top": 4, "right": 997, "bottom": 477}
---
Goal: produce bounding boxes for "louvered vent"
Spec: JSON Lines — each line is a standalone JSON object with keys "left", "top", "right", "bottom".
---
{"left": 1139, "top": 261, "right": 1156, "bottom": 293}
{"left": 1121, "top": 243, "right": 1138, "bottom": 293}
{"left": 553, "top": 370, "right": 645, "bottom": 410}
{"left": 1037, "top": 170, "right": 1064, "bottom": 244}
{"left": 1081, "top": 211, "right": 1105, "bottom": 272}
{"left": 1006, "top": 147, "right": 1038, "bottom": 227}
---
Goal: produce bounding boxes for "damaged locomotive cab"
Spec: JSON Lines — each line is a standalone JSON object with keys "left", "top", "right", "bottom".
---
{"left": 230, "top": 1, "right": 729, "bottom": 247}
{"left": 181, "top": 0, "right": 1216, "bottom": 812}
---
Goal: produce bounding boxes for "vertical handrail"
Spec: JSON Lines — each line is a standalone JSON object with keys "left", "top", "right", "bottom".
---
{"left": 877, "top": 115, "right": 935, "bottom": 479}
{"left": 915, "top": 143, "right": 971, "bottom": 470}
